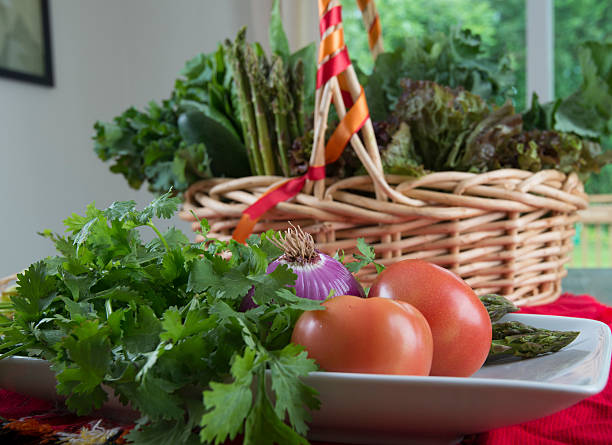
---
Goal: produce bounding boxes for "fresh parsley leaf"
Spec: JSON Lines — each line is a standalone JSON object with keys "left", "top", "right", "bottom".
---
{"left": 345, "top": 238, "right": 385, "bottom": 274}
{"left": 187, "top": 258, "right": 222, "bottom": 293}
{"left": 126, "top": 397, "right": 205, "bottom": 445}
{"left": 12, "top": 262, "right": 57, "bottom": 319}
{"left": 273, "top": 288, "right": 325, "bottom": 312}
{"left": 192, "top": 211, "right": 211, "bottom": 238}
{"left": 249, "top": 230, "right": 284, "bottom": 260}
{"left": 88, "top": 286, "right": 143, "bottom": 304}
{"left": 122, "top": 306, "right": 162, "bottom": 354}
{"left": 58, "top": 320, "right": 111, "bottom": 384}
{"left": 251, "top": 264, "right": 296, "bottom": 306}
{"left": 156, "top": 227, "right": 191, "bottom": 250}
{"left": 229, "top": 240, "right": 268, "bottom": 274}
{"left": 63, "top": 202, "right": 102, "bottom": 234}
{"left": 56, "top": 375, "right": 108, "bottom": 415}
{"left": 200, "top": 348, "right": 257, "bottom": 444}
{"left": 244, "top": 369, "right": 309, "bottom": 445}
{"left": 123, "top": 374, "right": 185, "bottom": 421}
{"left": 54, "top": 320, "right": 112, "bottom": 414}
{"left": 160, "top": 307, "right": 213, "bottom": 343}
{"left": 107, "top": 308, "right": 127, "bottom": 343}
{"left": 160, "top": 248, "right": 187, "bottom": 282}
{"left": 216, "top": 268, "right": 253, "bottom": 301}
{"left": 59, "top": 297, "right": 96, "bottom": 321}
{"left": 61, "top": 271, "right": 96, "bottom": 302}
{"left": 209, "top": 300, "right": 257, "bottom": 350}
{"left": 2, "top": 194, "right": 322, "bottom": 444}
{"left": 270, "top": 343, "right": 320, "bottom": 436}
{"left": 103, "top": 200, "right": 138, "bottom": 222}
{"left": 72, "top": 217, "right": 99, "bottom": 253}
{"left": 139, "top": 189, "right": 182, "bottom": 222}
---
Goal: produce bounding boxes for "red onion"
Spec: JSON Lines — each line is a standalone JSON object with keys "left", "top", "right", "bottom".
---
{"left": 240, "top": 226, "right": 365, "bottom": 310}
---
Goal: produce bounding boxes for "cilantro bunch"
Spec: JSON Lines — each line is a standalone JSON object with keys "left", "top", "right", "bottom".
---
{"left": 0, "top": 192, "right": 323, "bottom": 444}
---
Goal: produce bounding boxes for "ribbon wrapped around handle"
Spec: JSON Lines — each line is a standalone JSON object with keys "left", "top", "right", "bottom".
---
{"left": 232, "top": 0, "right": 382, "bottom": 243}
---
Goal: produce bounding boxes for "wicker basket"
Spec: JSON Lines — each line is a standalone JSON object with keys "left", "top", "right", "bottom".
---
{"left": 179, "top": 0, "right": 588, "bottom": 307}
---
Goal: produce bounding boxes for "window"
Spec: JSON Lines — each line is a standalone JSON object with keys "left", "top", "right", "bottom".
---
{"left": 555, "top": 0, "right": 612, "bottom": 101}
{"left": 339, "top": 0, "right": 612, "bottom": 192}
{"left": 341, "top": 0, "right": 526, "bottom": 108}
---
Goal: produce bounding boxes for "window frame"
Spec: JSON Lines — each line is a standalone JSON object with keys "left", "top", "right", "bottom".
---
{"left": 278, "top": 0, "right": 556, "bottom": 106}
{"left": 526, "top": 0, "right": 554, "bottom": 105}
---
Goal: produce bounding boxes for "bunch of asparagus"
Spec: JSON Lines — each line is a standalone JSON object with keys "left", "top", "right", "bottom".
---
{"left": 479, "top": 294, "right": 580, "bottom": 359}
{"left": 227, "top": 28, "right": 306, "bottom": 177}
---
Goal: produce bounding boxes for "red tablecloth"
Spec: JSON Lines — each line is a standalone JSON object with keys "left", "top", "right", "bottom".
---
{"left": 466, "top": 293, "right": 612, "bottom": 445}
{"left": 1, "top": 293, "right": 611, "bottom": 444}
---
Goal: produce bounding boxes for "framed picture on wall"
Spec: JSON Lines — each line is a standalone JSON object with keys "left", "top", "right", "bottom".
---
{"left": 0, "top": 0, "right": 53, "bottom": 86}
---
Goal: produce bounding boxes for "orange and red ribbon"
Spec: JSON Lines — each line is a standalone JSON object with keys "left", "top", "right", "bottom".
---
{"left": 356, "top": 0, "right": 382, "bottom": 53}
{"left": 232, "top": 1, "right": 371, "bottom": 243}
{"left": 232, "top": 166, "right": 326, "bottom": 244}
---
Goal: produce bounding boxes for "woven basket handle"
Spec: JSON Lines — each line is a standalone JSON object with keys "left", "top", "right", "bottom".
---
{"left": 356, "top": 0, "right": 384, "bottom": 59}
{"left": 309, "top": 0, "right": 424, "bottom": 207}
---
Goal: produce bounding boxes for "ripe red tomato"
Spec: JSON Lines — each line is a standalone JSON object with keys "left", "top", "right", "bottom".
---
{"left": 368, "top": 260, "right": 491, "bottom": 377}
{"left": 291, "top": 294, "right": 433, "bottom": 375}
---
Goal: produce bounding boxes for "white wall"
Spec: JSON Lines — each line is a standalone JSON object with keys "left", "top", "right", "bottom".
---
{"left": 0, "top": 0, "right": 272, "bottom": 277}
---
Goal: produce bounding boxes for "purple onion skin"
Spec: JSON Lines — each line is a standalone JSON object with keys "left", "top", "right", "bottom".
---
{"left": 239, "top": 251, "right": 365, "bottom": 310}
{"left": 239, "top": 287, "right": 258, "bottom": 311}
{"left": 269, "top": 252, "right": 365, "bottom": 300}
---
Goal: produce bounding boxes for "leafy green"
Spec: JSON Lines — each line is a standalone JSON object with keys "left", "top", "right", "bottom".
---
{"left": 520, "top": 40, "right": 612, "bottom": 190}
{"left": 221, "top": 6, "right": 316, "bottom": 177}
{"left": 200, "top": 348, "right": 256, "bottom": 444}
{"left": 458, "top": 101, "right": 523, "bottom": 172}
{"left": 522, "top": 41, "right": 612, "bottom": 147}
{"left": 491, "top": 130, "right": 607, "bottom": 182}
{"left": 267, "top": 0, "right": 315, "bottom": 116}
{"left": 363, "top": 27, "right": 515, "bottom": 122}
{"left": 0, "top": 193, "right": 324, "bottom": 444}
{"left": 289, "top": 44, "right": 316, "bottom": 118}
{"left": 555, "top": 41, "right": 612, "bottom": 140}
{"left": 522, "top": 93, "right": 560, "bottom": 132}
{"left": 385, "top": 79, "right": 491, "bottom": 172}
{"left": 178, "top": 110, "right": 251, "bottom": 178}
{"left": 370, "top": 79, "right": 611, "bottom": 181}
{"left": 378, "top": 123, "right": 426, "bottom": 177}
{"left": 95, "top": 2, "right": 318, "bottom": 190}
{"left": 346, "top": 238, "right": 385, "bottom": 274}
{"left": 269, "top": 0, "right": 290, "bottom": 61}
{"left": 12, "top": 262, "right": 57, "bottom": 321}
{"left": 94, "top": 43, "right": 249, "bottom": 195}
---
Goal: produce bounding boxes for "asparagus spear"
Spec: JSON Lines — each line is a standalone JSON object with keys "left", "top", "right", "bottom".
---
{"left": 479, "top": 294, "right": 579, "bottom": 359}
{"left": 270, "top": 56, "right": 292, "bottom": 176}
{"left": 290, "top": 60, "right": 305, "bottom": 138}
{"left": 228, "top": 29, "right": 263, "bottom": 175}
{"left": 479, "top": 294, "right": 519, "bottom": 322}
{"left": 489, "top": 321, "right": 580, "bottom": 358}
{"left": 245, "top": 45, "right": 277, "bottom": 175}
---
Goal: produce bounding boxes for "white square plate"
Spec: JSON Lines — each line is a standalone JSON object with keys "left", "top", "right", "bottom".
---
{"left": 303, "top": 313, "right": 611, "bottom": 444}
{"left": 0, "top": 313, "right": 609, "bottom": 445}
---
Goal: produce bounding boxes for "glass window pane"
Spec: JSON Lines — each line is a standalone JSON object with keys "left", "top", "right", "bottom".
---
{"left": 554, "top": 0, "right": 612, "bottom": 101}
{"left": 555, "top": 1, "right": 612, "bottom": 194}
{"left": 341, "top": 0, "right": 526, "bottom": 109}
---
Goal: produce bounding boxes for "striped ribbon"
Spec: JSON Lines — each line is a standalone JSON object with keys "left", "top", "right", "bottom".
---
{"left": 356, "top": 0, "right": 383, "bottom": 55}
{"left": 232, "top": 0, "right": 371, "bottom": 243}
{"left": 232, "top": 166, "right": 326, "bottom": 244}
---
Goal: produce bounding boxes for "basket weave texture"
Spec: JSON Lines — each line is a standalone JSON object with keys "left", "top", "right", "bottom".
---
{"left": 180, "top": 0, "right": 589, "bottom": 307}
{"left": 180, "top": 169, "right": 587, "bottom": 307}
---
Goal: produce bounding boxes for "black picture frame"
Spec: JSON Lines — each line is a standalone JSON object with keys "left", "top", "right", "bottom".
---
{"left": 0, "top": 0, "right": 54, "bottom": 87}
